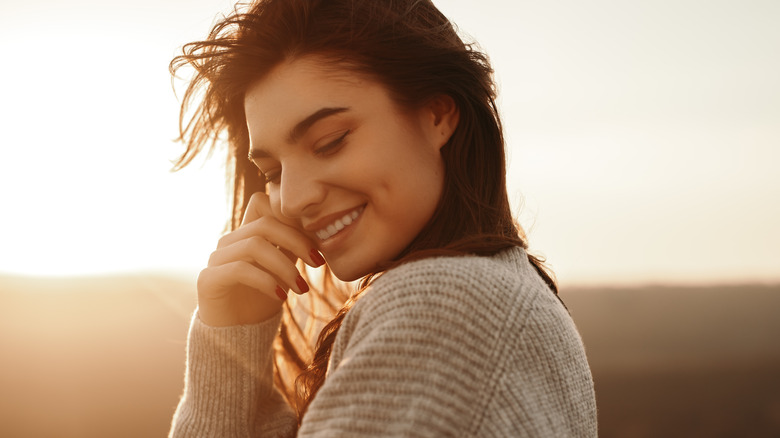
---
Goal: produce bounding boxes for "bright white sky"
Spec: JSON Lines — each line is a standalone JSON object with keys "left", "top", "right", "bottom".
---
{"left": 0, "top": 0, "right": 778, "bottom": 286}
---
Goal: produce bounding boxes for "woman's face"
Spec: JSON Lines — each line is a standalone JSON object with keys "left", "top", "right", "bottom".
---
{"left": 244, "top": 56, "right": 456, "bottom": 281}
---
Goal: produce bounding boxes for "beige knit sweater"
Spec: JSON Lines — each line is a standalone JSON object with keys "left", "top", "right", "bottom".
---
{"left": 170, "top": 247, "right": 597, "bottom": 437}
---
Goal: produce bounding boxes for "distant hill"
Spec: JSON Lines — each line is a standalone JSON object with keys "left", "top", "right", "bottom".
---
{"left": 563, "top": 283, "right": 780, "bottom": 437}
{"left": 1, "top": 275, "right": 778, "bottom": 437}
{"left": 563, "top": 283, "right": 780, "bottom": 371}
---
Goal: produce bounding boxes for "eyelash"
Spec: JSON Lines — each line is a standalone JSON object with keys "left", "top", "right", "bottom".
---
{"left": 258, "top": 130, "right": 351, "bottom": 185}
{"left": 315, "top": 129, "right": 350, "bottom": 156}
{"left": 259, "top": 169, "right": 279, "bottom": 185}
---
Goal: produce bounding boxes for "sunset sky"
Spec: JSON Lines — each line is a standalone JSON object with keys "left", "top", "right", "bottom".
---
{"left": 1, "top": 0, "right": 778, "bottom": 286}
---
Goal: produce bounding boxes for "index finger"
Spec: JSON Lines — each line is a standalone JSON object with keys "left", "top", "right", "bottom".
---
{"left": 242, "top": 191, "right": 274, "bottom": 225}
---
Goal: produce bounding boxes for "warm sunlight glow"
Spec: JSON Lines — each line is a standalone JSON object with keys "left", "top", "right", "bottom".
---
{"left": 0, "top": 5, "right": 229, "bottom": 277}
{"left": 1, "top": 0, "right": 778, "bottom": 285}
{"left": 1, "top": 3, "right": 777, "bottom": 437}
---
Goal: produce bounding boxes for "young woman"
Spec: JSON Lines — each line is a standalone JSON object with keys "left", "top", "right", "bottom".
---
{"left": 169, "top": 0, "right": 597, "bottom": 436}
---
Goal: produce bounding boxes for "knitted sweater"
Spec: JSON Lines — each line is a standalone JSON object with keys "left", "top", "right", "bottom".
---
{"left": 170, "top": 247, "right": 598, "bottom": 437}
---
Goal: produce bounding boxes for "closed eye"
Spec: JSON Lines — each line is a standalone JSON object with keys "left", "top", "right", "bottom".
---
{"left": 314, "top": 130, "right": 350, "bottom": 157}
{"left": 251, "top": 129, "right": 351, "bottom": 185}
{"left": 262, "top": 169, "right": 281, "bottom": 185}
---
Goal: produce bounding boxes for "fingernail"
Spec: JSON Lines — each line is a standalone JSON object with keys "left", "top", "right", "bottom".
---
{"left": 275, "top": 286, "right": 287, "bottom": 301}
{"left": 295, "top": 275, "right": 309, "bottom": 294}
{"left": 310, "top": 249, "right": 326, "bottom": 266}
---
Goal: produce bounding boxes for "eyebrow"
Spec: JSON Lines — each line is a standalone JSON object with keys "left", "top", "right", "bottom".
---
{"left": 249, "top": 106, "right": 350, "bottom": 160}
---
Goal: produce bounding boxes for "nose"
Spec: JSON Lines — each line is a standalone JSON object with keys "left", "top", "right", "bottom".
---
{"left": 279, "top": 161, "right": 325, "bottom": 218}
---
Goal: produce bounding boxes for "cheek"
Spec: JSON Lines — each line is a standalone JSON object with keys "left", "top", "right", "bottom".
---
{"left": 376, "top": 158, "right": 444, "bottom": 235}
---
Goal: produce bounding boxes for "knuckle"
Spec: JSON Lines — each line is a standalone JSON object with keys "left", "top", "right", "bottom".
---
{"left": 248, "top": 192, "right": 270, "bottom": 210}
{"left": 223, "top": 262, "right": 239, "bottom": 276}
{"left": 254, "top": 215, "right": 273, "bottom": 228}
{"left": 197, "top": 267, "right": 214, "bottom": 288}
{"left": 207, "top": 250, "right": 220, "bottom": 266}
{"left": 248, "top": 191, "right": 263, "bottom": 203}
{"left": 219, "top": 261, "right": 245, "bottom": 279}
{"left": 244, "top": 235, "right": 266, "bottom": 252}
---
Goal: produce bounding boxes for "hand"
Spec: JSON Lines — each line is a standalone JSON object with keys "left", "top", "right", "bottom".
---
{"left": 196, "top": 192, "right": 325, "bottom": 326}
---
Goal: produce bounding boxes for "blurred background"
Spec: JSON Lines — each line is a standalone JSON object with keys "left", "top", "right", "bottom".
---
{"left": 1, "top": 0, "right": 778, "bottom": 436}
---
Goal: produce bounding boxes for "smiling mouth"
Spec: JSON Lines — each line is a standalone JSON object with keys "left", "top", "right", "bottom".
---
{"left": 315, "top": 206, "right": 364, "bottom": 241}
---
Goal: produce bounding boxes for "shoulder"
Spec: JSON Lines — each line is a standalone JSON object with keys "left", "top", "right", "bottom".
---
{"left": 323, "top": 248, "right": 596, "bottom": 436}
{"left": 358, "top": 247, "right": 557, "bottom": 321}
{"left": 339, "top": 247, "right": 565, "bottom": 348}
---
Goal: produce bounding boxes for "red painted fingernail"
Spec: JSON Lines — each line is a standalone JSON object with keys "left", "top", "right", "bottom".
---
{"left": 310, "top": 249, "right": 326, "bottom": 266}
{"left": 275, "top": 286, "right": 287, "bottom": 301}
{"left": 295, "top": 275, "right": 309, "bottom": 294}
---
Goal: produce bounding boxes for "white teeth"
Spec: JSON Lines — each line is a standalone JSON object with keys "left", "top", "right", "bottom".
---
{"left": 316, "top": 207, "right": 363, "bottom": 240}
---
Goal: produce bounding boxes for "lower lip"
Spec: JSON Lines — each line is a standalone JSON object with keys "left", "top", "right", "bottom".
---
{"left": 318, "top": 208, "right": 364, "bottom": 252}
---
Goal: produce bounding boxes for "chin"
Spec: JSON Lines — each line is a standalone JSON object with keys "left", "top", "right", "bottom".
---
{"left": 326, "top": 257, "right": 376, "bottom": 283}
{"left": 328, "top": 265, "right": 367, "bottom": 283}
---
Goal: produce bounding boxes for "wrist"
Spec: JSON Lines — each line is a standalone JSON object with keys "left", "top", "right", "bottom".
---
{"left": 197, "top": 297, "right": 282, "bottom": 327}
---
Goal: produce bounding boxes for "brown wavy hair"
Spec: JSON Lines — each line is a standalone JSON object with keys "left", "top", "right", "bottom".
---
{"left": 170, "top": 0, "right": 558, "bottom": 421}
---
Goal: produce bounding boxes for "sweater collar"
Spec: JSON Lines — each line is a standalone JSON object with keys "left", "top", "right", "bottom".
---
{"left": 492, "top": 246, "right": 529, "bottom": 271}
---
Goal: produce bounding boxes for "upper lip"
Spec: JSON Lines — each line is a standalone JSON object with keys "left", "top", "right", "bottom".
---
{"left": 302, "top": 204, "right": 365, "bottom": 233}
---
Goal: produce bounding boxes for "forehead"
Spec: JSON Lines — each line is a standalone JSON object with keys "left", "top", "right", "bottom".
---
{"left": 244, "top": 57, "right": 367, "bottom": 120}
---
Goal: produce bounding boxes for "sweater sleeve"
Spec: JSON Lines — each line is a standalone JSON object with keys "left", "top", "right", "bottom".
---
{"left": 169, "top": 311, "right": 297, "bottom": 438}
{"left": 297, "top": 253, "right": 597, "bottom": 437}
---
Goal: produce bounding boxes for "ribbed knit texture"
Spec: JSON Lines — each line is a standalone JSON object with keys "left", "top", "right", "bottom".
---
{"left": 170, "top": 247, "right": 597, "bottom": 437}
